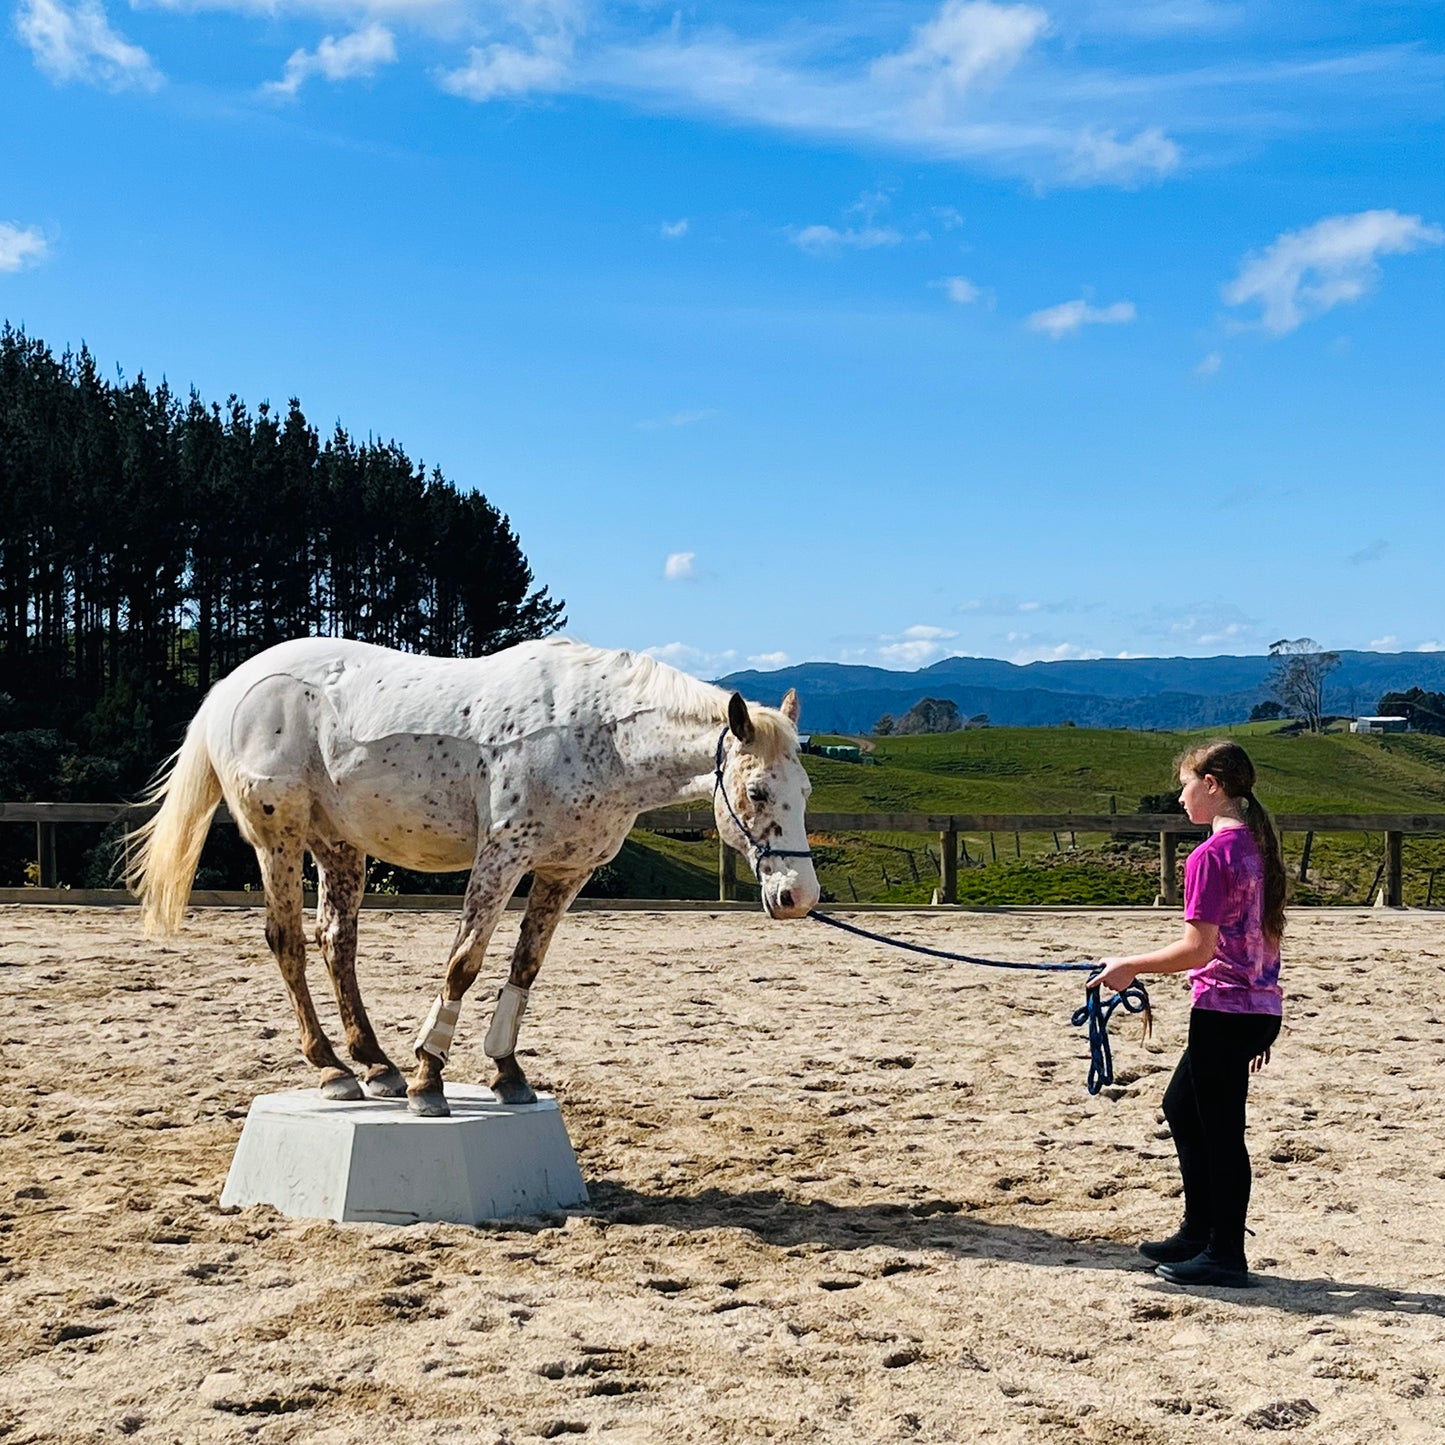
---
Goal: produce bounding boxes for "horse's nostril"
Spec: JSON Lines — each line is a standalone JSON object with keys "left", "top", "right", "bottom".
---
{"left": 779, "top": 890, "right": 794, "bottom": 910}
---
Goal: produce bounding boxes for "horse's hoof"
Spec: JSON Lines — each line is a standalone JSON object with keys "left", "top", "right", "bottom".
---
{"left": 363, "top": 1067, "right": 408, "bottom": 1098}
{"left": 320, "top": 1073, "right": 364, "bottom": 1102}
{"left": 407, "top": 1090, "right": 450, "bottom": 1118}
{"left": 489, "top": 1077, "right": 538, "bottom": 1106}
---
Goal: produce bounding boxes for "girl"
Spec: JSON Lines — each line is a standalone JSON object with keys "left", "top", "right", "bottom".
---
{"left": 1091, "top": 739, "right": 1286, "bottom": 1289}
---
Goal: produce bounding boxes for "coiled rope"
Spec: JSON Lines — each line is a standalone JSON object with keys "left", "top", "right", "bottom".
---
{"left": 807, "top": 911, "right": 1150, "bottom": 1095}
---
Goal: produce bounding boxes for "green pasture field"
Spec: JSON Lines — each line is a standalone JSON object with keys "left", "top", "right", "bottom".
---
{"left": 623, "top": 724, "right": 1445, "bottom": 907}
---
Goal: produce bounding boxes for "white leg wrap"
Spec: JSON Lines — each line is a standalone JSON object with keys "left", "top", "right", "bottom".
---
{"left": 483, "top": 982, "right": 529, "bottom": 1060}
{"left": 414, "top": 995, "right": 462, "bottom": 1063}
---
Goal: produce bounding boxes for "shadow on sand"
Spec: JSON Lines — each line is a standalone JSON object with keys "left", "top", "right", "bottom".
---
{"left": 579, "top": 1178, "right": 1445, "bottom": 1320}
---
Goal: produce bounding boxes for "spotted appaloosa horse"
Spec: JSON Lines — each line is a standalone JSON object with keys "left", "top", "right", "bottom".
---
{"left": 126, "top": 637, "right": 819, "bottom": 1115}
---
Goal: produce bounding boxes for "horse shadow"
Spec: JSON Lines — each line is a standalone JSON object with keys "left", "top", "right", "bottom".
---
{"left": 572, "top": 1178, "right": 1445, "bottom": 1320}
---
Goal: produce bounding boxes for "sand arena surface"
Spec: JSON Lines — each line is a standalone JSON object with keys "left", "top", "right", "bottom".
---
{"left": 1, "top": 905, "right": 1443, "bottom": 1444}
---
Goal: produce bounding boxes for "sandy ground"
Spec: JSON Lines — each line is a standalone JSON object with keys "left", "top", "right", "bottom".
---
{"left": 1, "top": 904, "right": 1443, "bottom": 1445}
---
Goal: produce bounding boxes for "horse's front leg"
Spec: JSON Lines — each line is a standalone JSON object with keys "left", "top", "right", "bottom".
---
{"left": 486, "top": 870, "right": 590, "bottom": 1105}
{"left": 408, "top": 843, "right": 528, "bottom": 1117}
{"left": 311, "top": 836, "right": 406, "bottom": 1098}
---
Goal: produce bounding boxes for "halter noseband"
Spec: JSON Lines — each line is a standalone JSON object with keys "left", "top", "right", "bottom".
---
{"left": 712, "top": 728, "right": 814, "bottom": 881}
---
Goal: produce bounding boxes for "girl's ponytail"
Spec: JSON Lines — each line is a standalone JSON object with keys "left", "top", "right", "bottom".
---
{"left": 1243, "top": 789, "right": 1287, "bottom": 942}
{"left": 1176, "top": 739, "right": 1288, "bottom": 942}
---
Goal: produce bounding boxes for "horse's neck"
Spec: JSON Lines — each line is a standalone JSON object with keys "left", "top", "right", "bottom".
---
{"left": 613, "top": 713, "right": 720, "bottom": 810}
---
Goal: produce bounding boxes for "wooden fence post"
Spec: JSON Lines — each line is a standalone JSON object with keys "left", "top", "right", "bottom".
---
{"left": 36, "top": 822, "right": 58, "bottom": 888}
{"left": 718, "top": 838, "right": 737, "bottom": 902}
{"left": 939, "top": 828, "right": 957, "bottom": 904}
{"left": 1159, "top": 832, "right": 1179, "bottom": 906}
{"left": 1386, "top": 831, "right": 1403, "bottom": 907}
{"left": 1298, "top": 830, "right": 1314, "bottom": 883}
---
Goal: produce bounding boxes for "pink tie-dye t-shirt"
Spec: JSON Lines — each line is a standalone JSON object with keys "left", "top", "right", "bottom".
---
{"left": 1183, "top": 826, "right": 1282, "bottom": 1015}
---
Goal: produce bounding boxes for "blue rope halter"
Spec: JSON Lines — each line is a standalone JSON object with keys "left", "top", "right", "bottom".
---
{"left": 807, "top": 911, "right": 1150, "bottom": 1095}
{"left": 712, "top": 727, "right": 815, "bottom": 882}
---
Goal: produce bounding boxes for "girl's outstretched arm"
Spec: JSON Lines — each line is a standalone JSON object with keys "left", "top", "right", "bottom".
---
{"left": 1089, "top": 920, "right": 1218, "bottom": 992}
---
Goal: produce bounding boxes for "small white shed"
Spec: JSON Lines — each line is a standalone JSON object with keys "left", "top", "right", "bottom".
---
{"left": 1351, "top": 716, "right": 1409, "bottom": 734}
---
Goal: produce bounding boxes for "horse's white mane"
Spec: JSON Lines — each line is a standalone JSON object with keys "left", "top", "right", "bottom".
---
{"left": 539, "top": 638, "right": 796, "bottom": 761}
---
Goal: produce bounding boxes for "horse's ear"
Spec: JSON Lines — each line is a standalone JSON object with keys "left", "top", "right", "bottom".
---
{"left": 727, "top": 692, "right": 755, "bottom": 745}
{"left": 780, "top": 688, "right": 800, "bottom": 725}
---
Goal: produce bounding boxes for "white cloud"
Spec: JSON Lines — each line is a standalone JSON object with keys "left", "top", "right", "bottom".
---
{"left": 660, "top": 218, "right": 688, "bottom": 239}
{"left": 1008, "top": 640, "right": 1105, "bottom": 663}
{"left": 1223, "top": 209, "right": 1445, "bottom": 336}
{"left": 573, "top": 4, "right": 1177, "bottom": 189}
{"left": 637, "top": 407, "right": 718, "bottom": 431}
{"left": 790, "top": 224, "right": 904, "bottom": 254}
{"left": 876, "top": 622, "right": 959, "bottom": 667}
{"left": 1368, "top": 635, "right": 1398, "bottom": 650}
{"left": 1194, "top": 350, "right": 1222, "bottom": 376}
{"left": 440, "top": 35, "right": 571, "bottom": 101}
{"left": 264, "top": 24, "right": 397, "bottom": 98}
{"left": 1195, "top": 622, "right": 1249, "bottom": 645}
{"left": 663, "top": 551, "right": 695, "bottom": 581}
{"left": 749, "top": 651, "right": 791, "bottom": 670}
{"left": 15, "top": 0, "right": 161, "bottom": 91}
{"left": 870, "top": 1, "right": 1049, "bottom": 99}
{"left": 0, "top": 223, "right": 48, "bottom": 273}
{"left": 1418, "top": 641, "right": 1445, "bottom": 653}
{"left": 1026, "top": 297, "right": 1136, "bottom": 338}
{"left": 641, "top": 641, "right": 738, "bottom": 676}
{"left": 942, "top": 275, "right": 981, "bottom": 303}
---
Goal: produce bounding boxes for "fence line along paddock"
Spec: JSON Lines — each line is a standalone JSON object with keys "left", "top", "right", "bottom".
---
{"left": 4, "top": 801, "right": 1444, "bottom": 909}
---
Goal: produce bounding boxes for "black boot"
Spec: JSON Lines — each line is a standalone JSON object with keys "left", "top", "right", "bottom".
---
{"left": 1138, "top": 1227, "right": 1209, "bottom": 1264}
{"left": 1155, "top": 1248, "right": 1252, "bottom": 1289}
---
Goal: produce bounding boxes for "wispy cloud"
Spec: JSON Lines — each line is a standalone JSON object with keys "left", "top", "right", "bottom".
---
{"left": 1194, "top": 349, "right": 1222, "bottom": 377}
{"left": 15, "top": 0, "right": 161, "bottom": 91}
{"left": 941, "top": 275, "right": 981, "bottom": 303}
{"left": 0, "top": 223, "right": 49, "bottom": 273}
{"left": 749, "top": 651, "right": 791, "bottom": 670}
{"left": 427, "top": 2, "right": 1180, "bottom": 187}
{"left": 790, "top": 224, "right": 904, "bottom": 254}
{"left": 1026, "top": 297, "right": 1136, "bottom": 338}
{"left": 263, "top": 24, "right": 397, "bottom": 99}
{"left": 642, "top": 641, "right": 738, "bottom": 677}
{"left": 878, "top": 623, "right": 959, "bottom": 667}
{"left": 636, "top": 407, "right": 718, "bottom": 431}
{"left": 1223, "top": 209, "right": 1444, "bottom": 336}
{"left": 663, "top": 551, "right": 695, "bottom": 581}
{"left": 660, "top": 218, "right": 688, "bottom": 239}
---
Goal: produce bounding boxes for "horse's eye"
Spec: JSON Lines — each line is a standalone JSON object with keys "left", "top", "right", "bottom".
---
{"left": 746, "top": 785, "right": 770, "bottom": 804}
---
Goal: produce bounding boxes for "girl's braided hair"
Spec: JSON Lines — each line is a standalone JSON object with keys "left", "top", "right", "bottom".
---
{"left": 1175, "top": 738, "right": 1287, "bottom": 941}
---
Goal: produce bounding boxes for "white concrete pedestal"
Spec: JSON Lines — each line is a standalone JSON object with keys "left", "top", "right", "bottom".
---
{"left": 220, "top": 1084, "right": 588, "bottom": 1225}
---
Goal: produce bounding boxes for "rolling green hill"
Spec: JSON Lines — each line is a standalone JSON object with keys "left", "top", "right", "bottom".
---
{"left": 621, "top": 724, "right": 1445, "bottom": 907}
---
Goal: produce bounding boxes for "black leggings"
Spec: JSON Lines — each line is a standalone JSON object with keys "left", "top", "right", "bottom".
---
{"left": 1162, "top": 1007, "right": 1281, "bottom": 1262}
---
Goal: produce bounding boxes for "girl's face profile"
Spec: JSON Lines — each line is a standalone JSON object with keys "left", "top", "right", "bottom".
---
{"left": 1178, "top": 767, "right": 1219, "bottom": 824}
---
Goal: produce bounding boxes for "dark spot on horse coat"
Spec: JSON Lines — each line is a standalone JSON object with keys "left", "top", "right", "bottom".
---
{"left": 262, "top": 804, "right": 275, "bottom": 815}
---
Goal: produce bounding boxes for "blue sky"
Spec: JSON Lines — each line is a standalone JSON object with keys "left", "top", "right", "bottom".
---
{"left": 3, "top": 1, "right": 1442, "bottom": 678}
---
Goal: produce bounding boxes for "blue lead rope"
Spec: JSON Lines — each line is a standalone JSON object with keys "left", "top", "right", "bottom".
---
{"left": 807, "top": 911, "right": 1149, "bottom": 1095}
{"left": 1071, "top": 982, "right": 1152, "bottom": 1095}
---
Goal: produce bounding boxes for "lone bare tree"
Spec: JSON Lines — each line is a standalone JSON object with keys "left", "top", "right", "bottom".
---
{"left": 1269, "top": 638, "right": 1341, "bottom": 732}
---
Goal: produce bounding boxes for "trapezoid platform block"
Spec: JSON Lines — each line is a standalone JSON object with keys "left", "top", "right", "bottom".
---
{"left": 220, "top": 1084, "right": 588, "bottom": 1225}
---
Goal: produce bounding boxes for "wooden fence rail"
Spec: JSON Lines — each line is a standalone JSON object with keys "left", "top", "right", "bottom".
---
{"left": 5, "top": 802, "right": 1443, "bottom": 908}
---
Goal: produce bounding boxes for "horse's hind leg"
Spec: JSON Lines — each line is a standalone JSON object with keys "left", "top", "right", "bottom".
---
{"left": 485, "top": 870, "right": 589, "bottom": 1106}
{"left": 256, "top": 837, "right": 361, "bottom": 1101}
{"left": 311, "top": 836, "right": 405, "bottom": 1098}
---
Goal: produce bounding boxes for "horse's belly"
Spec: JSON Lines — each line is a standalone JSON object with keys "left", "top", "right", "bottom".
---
{"left": 322, "top": 740, "right": 480, "bottom": 870}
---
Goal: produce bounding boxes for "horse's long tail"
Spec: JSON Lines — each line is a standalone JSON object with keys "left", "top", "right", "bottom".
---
{"left": 124, "top": 706, "right": 223, "bottom": 936}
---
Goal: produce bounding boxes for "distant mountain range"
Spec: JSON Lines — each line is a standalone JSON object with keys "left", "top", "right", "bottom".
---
{"left": 715, "top": 650, "right": 1445, "bottom": 732}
